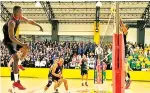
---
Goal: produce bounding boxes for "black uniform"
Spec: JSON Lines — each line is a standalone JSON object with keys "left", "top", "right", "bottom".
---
{"left": 2, "top": 16, "right": 22, "bottom": 55}
{"left": 48, "top": 63, "right": 62, "bottom": 82}
{"left": 81, "top": 59, "right": 88, "bottom": 75}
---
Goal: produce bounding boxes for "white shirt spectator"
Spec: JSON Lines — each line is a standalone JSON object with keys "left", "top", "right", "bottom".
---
{"left": 72, "top": 55, "right": 77, "bottom": 63}
{"left": 144, "top": 50, "right": 147, "bottom": 57}
{"left": 95, "top": 46, "right": 103, "bottom": 55}
{"left": 130, "top": 47, "right": 134, "bottom": 55}
{"left": 35, "top": 60, "right": 40, "bottom": 67}
{"left": 40, "top": 60, "right": 46, "bottom": 67}
{"left": 107, "top": 48, "right": 111, "bottom": 54}
{"left": 89, "top": 57, "right": 95, "bottom": 69}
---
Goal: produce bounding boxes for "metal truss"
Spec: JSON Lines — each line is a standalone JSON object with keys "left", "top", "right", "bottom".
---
{"left": 141, "top": 1, "right": 150, "bottom": 28}
{"left": 1, "top": 2, "right": 11, "bottom": 21}
{"left": 40, "top": 1, "right": 55, "bottom": 23}
{"left": 20, "top": 20, "right": 49, "bottom": 23}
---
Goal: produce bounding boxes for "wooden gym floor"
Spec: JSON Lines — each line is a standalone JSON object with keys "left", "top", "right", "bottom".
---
{"left": 1, "top": 77, "right": 150, "bottom": 93}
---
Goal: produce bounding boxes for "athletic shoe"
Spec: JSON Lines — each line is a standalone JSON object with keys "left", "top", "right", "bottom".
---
{"left": 18, "top": 65, "right": 25, "bottom": 70}
{"left": 53, "top": 89, "right": 59, "bottom": 93}
{"left": 13, "top": 80, "right": 26, "bottom": 90}
{"left": 82, "top": 83, "right": 84, "bottom": 86}
{"left": 85, "top": 82, "right": 88, "bottom": 86}
{"left": 44, "top": 86, "right": 49, "bottom": 91}
{"left": 125, "top": 80, "right": 131, "bottom": 89}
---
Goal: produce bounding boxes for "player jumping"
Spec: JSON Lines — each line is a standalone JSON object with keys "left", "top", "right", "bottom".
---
{"left": 2, "top": 6, "right": 43, "bottom": 90}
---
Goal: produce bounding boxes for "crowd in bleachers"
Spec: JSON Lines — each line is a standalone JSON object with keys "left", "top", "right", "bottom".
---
{"left": 0, "top": 40, "right": 150, "bottom": 71}
{"left": 126, "top": 42, "right": 150, "bottom": 71}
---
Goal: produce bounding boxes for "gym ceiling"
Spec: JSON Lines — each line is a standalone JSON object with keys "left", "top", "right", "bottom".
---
{"left": 1, "top": 1, "right": 150, "bottom": 27}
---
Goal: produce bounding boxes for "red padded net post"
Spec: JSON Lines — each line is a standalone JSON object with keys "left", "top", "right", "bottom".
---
{"left": 112, "top": 34, "right": 125, "bottom": 93}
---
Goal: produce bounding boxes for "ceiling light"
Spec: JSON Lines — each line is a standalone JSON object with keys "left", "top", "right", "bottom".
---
{"left": 96, "top": 1, "right": 102, "bottom": 7}
{"left": 35, "top": 2, "right": 41, "bottom": 7}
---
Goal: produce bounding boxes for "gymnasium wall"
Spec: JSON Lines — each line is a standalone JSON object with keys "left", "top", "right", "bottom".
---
{"left": 145, "top": 28, "right": 150, "bottom": 44}
{"left": 58, "top": 23, "right": 113, "bottom": 36}
{"left": 18, "top": 23, "right": 150, "bottom": 44}
{"left": 127, "top": 28, "right": 137, "bottom": 43}
{"left": 0, "top": 67, "right": 150, "bottom": 81}
{"left": 19, "top": 23, "right": 52, "bottom": 35}
{"left": 1, "top": 21, "right": 150, "bottom": 44}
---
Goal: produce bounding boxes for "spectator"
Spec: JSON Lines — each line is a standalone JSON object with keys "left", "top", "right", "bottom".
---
{"left": 95, "top": 44, "right": 103, "bottom": 60}
{"left": 40, "top": 58, "right": 47, "bottom": 68}
{"left": 89, "top": 55, "right": 95, "bottom": 69}
{"left": 1, "top": 39, "right": 150, "bottom": 71}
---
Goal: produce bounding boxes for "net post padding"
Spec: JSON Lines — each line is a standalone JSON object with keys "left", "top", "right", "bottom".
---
{"left": 112, "top": 34, "right": 125, "bottom": 93}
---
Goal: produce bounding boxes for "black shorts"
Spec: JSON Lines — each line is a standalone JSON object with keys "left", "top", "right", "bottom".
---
{"left": 11, "top": 72, "right": 19, "bottom": 81}
{"left": 4, "top": 42, "right": 22, "bottom": 55}
{"left": 81, "top": 70, "right": 88, "bottom": 75}
{"left": 52, "top": 76, "right": 60, "bottom": 82}
{"left": 48, "top": 73, "right": 52, "bottom": 80}
{"left": 16, "top": 44, "right": 23, "bottom": 51}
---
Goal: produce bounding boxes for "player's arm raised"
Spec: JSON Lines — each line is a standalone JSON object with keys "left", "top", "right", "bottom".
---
{"left": 52, "top": 63, "right": 61, "bottom": 78}
{"left": 8, "top": 21, "right": 24, "bottom": 46}
{"left": 21, "top": 16, "right": 43, "bottom": 32}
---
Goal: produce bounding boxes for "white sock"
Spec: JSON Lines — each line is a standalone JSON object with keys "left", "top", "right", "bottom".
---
{"left": 14, "top": 74, "right": 18, "bottom": 82}
{"left": 18, "top": 60, "right": 22, "bottom": 65}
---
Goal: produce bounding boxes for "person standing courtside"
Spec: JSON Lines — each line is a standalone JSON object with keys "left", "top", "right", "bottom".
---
{"left": 95, "top": 44, "right": 103, "bottom": 60}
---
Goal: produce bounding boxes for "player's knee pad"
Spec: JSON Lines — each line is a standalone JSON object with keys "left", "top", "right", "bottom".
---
{"left": 46, "top": 80, "right": 52, "bottom": 87}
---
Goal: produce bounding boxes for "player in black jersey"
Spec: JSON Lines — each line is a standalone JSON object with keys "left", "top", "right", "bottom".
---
{"left": 49, "top": 58, "right": 69, "bottom": 93}
{"left": 80, "top": 54, "right": 89, "bottom": 86}
{"left": 2, "top": 6, "right": 43, "bottom": 90}
{"left": 43, "top": 58, "right": 59, "bottom": 92}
